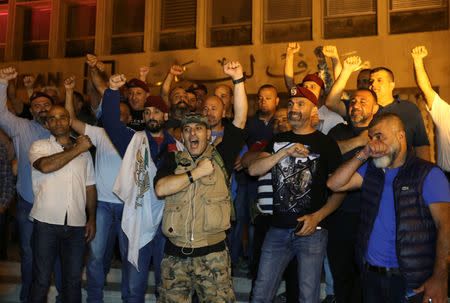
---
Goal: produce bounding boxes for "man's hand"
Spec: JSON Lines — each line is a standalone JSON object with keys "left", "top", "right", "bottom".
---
{"left": 0, "top": 67, "right": 18, "bottom": 84}
{"left": 86, "top": 54, "right": 98, "bottom": 68}
{"left": 413, "top": 274, "right": 447, "bottom": 303}
{"left": 23, "top": 75, "right": 36, "bottom": 89}
{"left": 170, "top": 65, "right": 185, "bottom": 76}
{"left": 139, "top": 66, "right": 150, "bottom": 81}
{"left": 295, "top": 212, "right": 321, "bottom": 236}
{"left": 64, "top": 76, "right": 75, "bottom": 90}
{"left": 194, "top": 158, "right": 214, "bottom": 179}
{"left": 343, "top": 56, "right": 362, "bottom": 72}
{"left": 286, "top": 42, "right": 301, "bottom": 57}
{"left": 359, "top": 140, "right": 389, "bottom": 159}
{"left": 233, "top": 156, "right": 243, "bottom": 171}
{"left": 322, "top": 45, "right": 339, "bottom": 59}
{"left": 411, "top": 46, "right": 428, "bottom": 61}
{"left": 0, "top": 205, "right": 6, "bottom": 214}
{"left": 223, "top": 61, "right": 244, "bottom": 81}
{"left": 286, "top": 143, "right": 309, "bottom": 158}
{"left": 85, "top": 219, "right": 96, "bottom": 243}
{"left": 109, "top": 74, "right": 126, "bottom": 90}
{"left": 75, "top": 135, "right": 93, "bottom": 153}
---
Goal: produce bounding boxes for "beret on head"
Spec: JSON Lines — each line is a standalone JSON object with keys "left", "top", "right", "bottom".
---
{"left": 180, "top": 113, "right": 210, "bottom": 129}
{"left": 187, "top": 82, "right": 207, "bottom": 94}
{"left": 290, "top": 85, "right": 319, "bottom": 106}
{"left": 126, "top": 78, "right": 149, "bottom": 92}
{"left": 30, "top": 91, "right": 53, "bottom": 104}
{"left": 144, "top": 96, "right": 169, "bottom": 113}
{"left": 302, "top": 73, "right": 324, "bottom": 89}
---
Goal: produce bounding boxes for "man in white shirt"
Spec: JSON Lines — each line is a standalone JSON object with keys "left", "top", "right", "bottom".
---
{"left": 412, "top": 45, "right": 450, "bottom": 178}
{"left": 28, "top": 105, "right": 97, "bottom": 303}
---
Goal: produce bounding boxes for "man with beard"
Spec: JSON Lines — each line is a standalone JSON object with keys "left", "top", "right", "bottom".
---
{"left": 28, "top": 105, "right": 96, "bottom": 303}
{"left": 369, "top": 67, "right": 430, "bottom": 160}
{"left": 248, "top": 85, "right": 345, "bottom": 303}
{"left": 0, "top": 67, "right": 56, "bottom": 302}
{"left": 102, "top": 74, "right": 183, "bottom": 302}
{"left": 327, "top": 113, "right": 449, "bottom": 303}
{"left": 165, "top": 86, "right": 190, "bottom": 141}
{"left": 126, "top": 78, "right": 150, "bottom": 131}
{"left": 154, "top": 110, "right": 245, "bottom": 302}
{"left": 325, "top": 88, "right": 379, "bottom": 303}
{"left": 62, "top": 76, "right": 131, "bottom": 302}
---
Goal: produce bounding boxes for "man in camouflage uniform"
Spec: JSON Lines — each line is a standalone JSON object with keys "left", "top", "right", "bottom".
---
{"left": 154, "top": 111, "right": 246, "bottom": 303}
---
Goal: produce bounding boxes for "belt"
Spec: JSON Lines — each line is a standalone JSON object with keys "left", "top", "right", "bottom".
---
{"left": 366, "top": 263, "right": 401, "bottom": 276}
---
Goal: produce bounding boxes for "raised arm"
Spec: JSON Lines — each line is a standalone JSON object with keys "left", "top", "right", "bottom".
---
{"left": 101, "top": 74, "right": 134, "bottom": 157}
{"left": 411, "top": 46, "right": 436, "bottom": 109}
{"left": 223, "top": 61, "right": 248, "bottom": 129}
{"left": 86, "top": 54, "right": 108, "bottom": 96}
{"left": 139, "top": 66, "right": 150, "bottom": 83}
{"left": 160, "top": 65, "right": 184, "bottom": 107}
{"left": 64, "top": 76, "right": 86, "bottom": 135}
{"left": 32, "top": 135, "right": 93, "bottom": 174}
{"left": 284, "top": 42, "right": 300, "bottom": 91}
{"left": 248, "top": 143, "right": 309, "bottom": 177}
{"left": 325, "top": 56, "right": 362, "bottom": 117}
{"left": 322, "top": 46, "right": 342, "bottom": 80}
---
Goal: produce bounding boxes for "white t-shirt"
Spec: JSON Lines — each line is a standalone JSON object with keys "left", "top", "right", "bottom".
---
{"left": 85, "top": 124, "right": 123, "bottom": 203}
{"left": 428, "top": 93, "right": 450, "bottom": 172}
{"left": 29, "top": 136, "right": 96, "bottom": 226}
{"left": 315, "top": 105, "right": 345, "bottom": 135}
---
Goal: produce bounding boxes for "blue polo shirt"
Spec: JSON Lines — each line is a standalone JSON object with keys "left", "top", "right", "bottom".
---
{"left": 357, "top": 163, "right": 450, "bottom": 268}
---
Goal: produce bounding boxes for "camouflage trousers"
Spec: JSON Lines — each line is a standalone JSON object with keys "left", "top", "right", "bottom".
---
{"left": 157, "top": 249, "right": 235, "bottom": 303}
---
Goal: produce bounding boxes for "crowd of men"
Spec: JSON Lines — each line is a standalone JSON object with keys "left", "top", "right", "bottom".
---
{"left": 0, "top": 43, "right": 448, "bottom": 303}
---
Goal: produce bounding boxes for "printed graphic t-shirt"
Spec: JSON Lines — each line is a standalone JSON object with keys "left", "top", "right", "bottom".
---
{"left": 264, "top": 130, "right": 342, "bottom": 228}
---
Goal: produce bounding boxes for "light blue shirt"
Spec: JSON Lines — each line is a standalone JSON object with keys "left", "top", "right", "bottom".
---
{"left": 0, "top": 82, "right": 50, "bottom": 203}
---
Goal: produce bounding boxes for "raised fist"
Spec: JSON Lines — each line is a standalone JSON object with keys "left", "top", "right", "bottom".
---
{"left": 86, "top": 54, "right": 98, "bottom": 68}
{"left": 286, "top": 42, "right": 301, "bottom": 57}
{"left": 64, "top": 76, "right": 76, "bottom": 90}
{"left": 139, "top": 66, "right": 150, "bottom": 80}
{"left": 23, "top": 75, "right": 36, "bottom": 89}
{"left": 343, "top": 56, "right": 362, "bottom": 72}
{"left": 322, "top": 45, "right": 339, "bottom": 59}
{"left": 169, "top": 65, "right": 185, "bottom": 76}
{"left": 223, "top": 61, "right": 243, "bottom": 81}
{"left": 411, "top": 46, "right": 428, "bottom": 61}
{"left": 109, "top": 74, "right": 126, "bottom": 90}
{"left": 0, "top": 67, "right": 18, "bottom": 83}
{"left": 75, "top": 135, "right": 93, "bottom": 153}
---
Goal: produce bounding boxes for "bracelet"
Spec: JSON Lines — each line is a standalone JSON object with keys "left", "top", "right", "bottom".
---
{"left": 186, "top": 171, "right": 194, "bottom": 183}
{"left": 232, "top": 76, "right": 245, "bottom": 85}
{"left": 356, "top": 152, "right": 367, "bottom": 163}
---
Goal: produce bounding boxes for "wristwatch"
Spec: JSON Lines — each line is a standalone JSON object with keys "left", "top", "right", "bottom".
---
{"left": 356, "top": 152, "right": 367, "bottom": 163}
{"left": 232, "top": 76, "right": 245, "bottom": 85}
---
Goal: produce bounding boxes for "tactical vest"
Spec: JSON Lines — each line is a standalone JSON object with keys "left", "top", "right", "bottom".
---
{"left": 356, "top": 149, "right": 437, "bottom": 290}
{"left": 161, "top": 145, "right": 231, "bottom": 248}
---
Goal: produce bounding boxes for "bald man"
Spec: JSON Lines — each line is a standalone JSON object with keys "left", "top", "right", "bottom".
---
{"left": 328, "top": 113, "right": 449, "bottom": 303}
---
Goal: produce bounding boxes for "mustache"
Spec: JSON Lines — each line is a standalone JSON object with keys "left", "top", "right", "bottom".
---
{"left": 288, "top": 111, "right": 302, "bottom": 120}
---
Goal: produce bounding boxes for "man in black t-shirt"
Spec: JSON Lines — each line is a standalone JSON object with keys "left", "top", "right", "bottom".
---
{"left": 126, "top": 78, "right": 149, "bottom": 131}
{"left": 326, "top": 88, "right": 378, "bottom": 303}
{"left": 248, "top": 85, "right": 345, "bottom": 303}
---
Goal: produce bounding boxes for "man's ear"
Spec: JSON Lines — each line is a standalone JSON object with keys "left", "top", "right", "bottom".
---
{"left": 390, "top": 81, "right": 395, "bottom": 92}
{"left": 372, "top": 104, "right": 379, "bottom": 115}
{"left": 275, "top": 97, "right": 280, "bottom": 107}
{"left": 311, "top": 105, "right": 318, "bottom": 116}
{"left": 164, "top": 113, "right": 168, "bottom": 121}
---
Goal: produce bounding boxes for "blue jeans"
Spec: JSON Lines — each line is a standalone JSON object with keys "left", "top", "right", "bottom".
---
{"left": 229, "top": 183, "right": 252, "bottom": 264}
{"left": 119, "top": 224, "right": 166, "bottom": 303}
{"left": 29, "top": 220, "right": 85, "bottom": 303}
{"left": 324, "top": 254, "right": 334, "bottom": 295}
{"left": 16, "top": 196, "right": 34, "bottom": 302}
{"left": 86, "top": 201, "right": 124, "bottom": 303}
{"left": 361, "top": 266, "right": 409, "bottom": 303}
{"left": 251, "top": 227, "right": 328, "bottom": 303}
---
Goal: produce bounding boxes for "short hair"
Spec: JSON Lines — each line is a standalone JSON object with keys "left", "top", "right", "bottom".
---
{"left": 354, "top": 88, "right": 378, "bottom": 103}
{"left": 119, "top": 101, "right": 131, "bottom": 112}
{"left": 257, "top": 84, "right": 278, "bottom": 96}
{"left": 368, "top": 112, "right": 404, "bottom": 132}
{"left": 30, "top": 91, "right": 54, "bottom": 104}
{"left": 73, "top": 91, "right": 84, "bottom": 104}
{"left": 41, "top": 86, "right": 61, "bottom": 98}
{"left": 370, "top": 67, "right": 394, "bottom": 82}
{"left": 215, "top": 84, "right": 233, "bottom": 97}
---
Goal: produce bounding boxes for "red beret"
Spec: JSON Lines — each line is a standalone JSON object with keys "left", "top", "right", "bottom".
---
{"left": 289, "top": 85, "right": 319, "bottom": 106}
{"left": 302, "top": 73, "right": 324, "bottom": 89}
{"left": 144, "top": 96, "right": 169, "bottom": 113}
{"left": 126, "top": 78, "right": 149, "bottom": 92}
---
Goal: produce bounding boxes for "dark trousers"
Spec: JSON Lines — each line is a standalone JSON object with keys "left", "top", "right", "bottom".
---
{"left": 28, "top": 220, "right": 85, "bottom": 303}
{"left": 361, "top": 267, "right": 407, "bottom": 303}
{"left": 327, "top": 211, "right": 362, "bottom": 303}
